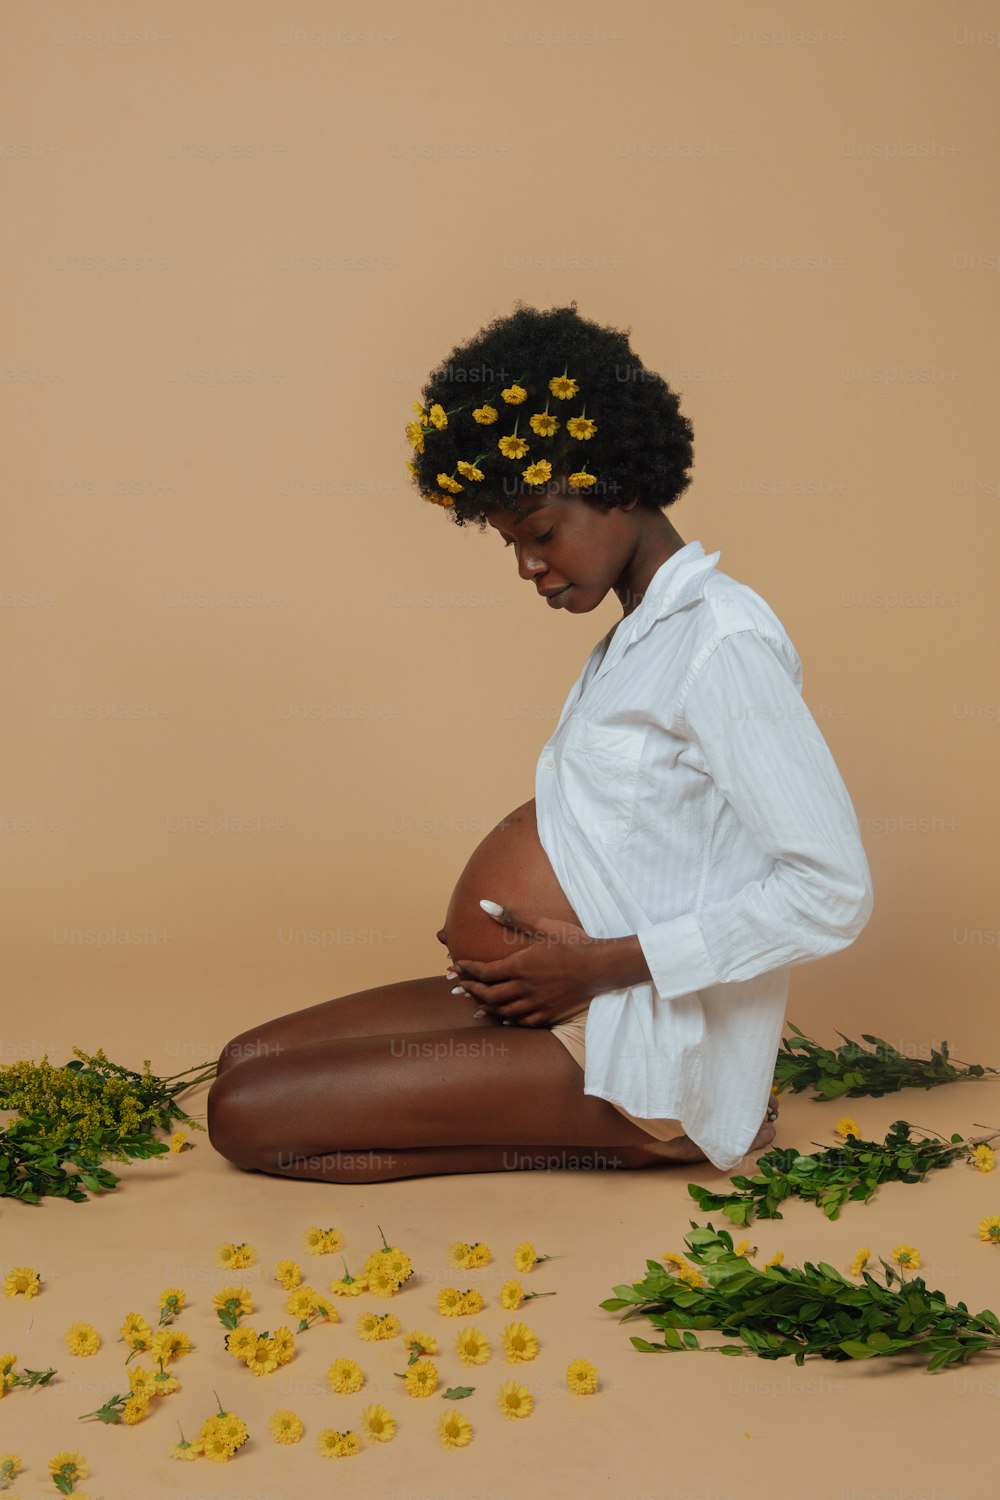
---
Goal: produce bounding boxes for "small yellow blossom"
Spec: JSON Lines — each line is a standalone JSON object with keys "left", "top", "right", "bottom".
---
{"left": 287, "top": 1286, "right": 318, "bottom": 1319}
{"left": 245, "top": 1337, "right": 280, "bottom": 1377}
{"left": 269, "top": 1408, "right": 303, "bottom": 1444}
{"left": 128, "top": 1366, "right": 157, "bottom": 1399}
{"left": 501, "top": 1322, "right": 539, "bottom": 1363}
{"left": 849, "top": 1247, "right": 871, "bottom": 1278}
{"left": 566, "top": 1358, "right": 598, "bottom": 1394}
{"left": 972, "top": 1144, "right": 995, "bottom": 1173}
{"left": 328, "top": 1269, "right": 368, "bottom": 1297}
{"left": 168, "top": 1433, "right": 202, "bottom": 1461}
{"left": 304, "top": 1225, "right": 344, "bottom": 1255}
{"left": 169, "top": 1130, "right": 186, "bottom": 1152}
{"left": 318, "top": 1427, "right": 362, "bottom": 1458}
{"left": 3, "top": 1268, "right": 40, "bottom": 1300}
{"left": 0, "top": 1453, "right": 22, "bottom": 1483}
{"left": 402, "top": 1329, "right": 438, "bottom": 1356}
{"left": 456, "top": 461, "right": 484, "bottom": 482}
{"left": 501, "top": 384, "right": 527, "bottom": 404}
{"left": 361, "top": 1403, "right": 396, "bottom": 1442}
{"left": 328, "top": 1357, "right": 365, "bottom": 1394}
{"left": 213, "top": 1285, "right": 253, "bottom": 1317}
{"left": 158, "top": 1287, "right": 186, "bottom": 1319}
{"left": 447, "top": 1240, "right": 472, "bottom": 1269}
{"left": 500, "top": 1279, "right": 524, "bottom": 1310}
{"left": 48, "top": 1450, "right": 88, "bottom": 1483}
{"left": 151, "top": 1367, "right": 181, "bottom": 1397}
{"left": 217, "top": 1241, "right": 256, "bottom": 1270}
{"left": 436, "top": 1287, "right": 465, "bottom": 1317}
{"left": 270, "top": 1326, "right": 296, "bottom": 1366}
{"left": 497, "top": 436, "right": 529, "bottom": 461}
{"left": 438, "top": 1410, "right": 473, "bottom": 1447}
{"left": 455, "top": 1327, "right": 491, "bottom": 1365}
{"left": 890, "top": 1243, "right": 921, "bottom": 1271}
{"left": 529, "top": 410, "right": 559, "bottom": 437}
{"left": 522, "top": 459, "right": 552, "bottom": 486}
{"left": 274, "top": 1259, "right": 302, "bottom": 1290}
{"left": 64, "top": 1321, "right": 101, "bottom": 1356}
{"left": 119, "top": 1312, "right": 152, "bottom": 1350}
{"left": 762, "top": 1251, "right": 785, "bottom": 1270}
{"left": 733, "top": 1240, "right": 751, "bottom": 1258}
{"left": 978, "top": 1214, "right": 1000, "bottom": 1244}
{"left": 835, "top": 1116, "right": 860, "bottom": 1140}
{"left": 513, "top": 1242, "right": 539, "bottom": 1273}
{"left": 149, "top": 1329, "right": 191, "bottom": 1365}
{"left": 403, "top": 1358, "right": 438, "bottom": 1398}
{"left": 549, "top": 375, "right": 579, "bottom": 399}
{"left": 459, "top": 1289, "right": 484, "bottom": 1315}
{"left": 428, "top": 403, "right": 448, "bottom": 428}
{"left": 120, "top": 1392, "right": 152, "bottom": 1425}
{"left": 472, "top": 404, "right": 498, "bottom": 424}
{"left": 497, "top": 1379, "right": 533, "bottom": 1418}
{"left": 226, "top": 1326, "right": 258, "bottom": 1362}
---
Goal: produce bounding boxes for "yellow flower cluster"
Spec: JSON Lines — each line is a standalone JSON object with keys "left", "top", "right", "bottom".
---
{"left": 119, "top": 1308, "right": 192, "bottom": 1366}
{"left": 285, "top": 1284, "right": 339, "bottom": 1326}
{"left": 406, "top": 367, "right": 601, "bottom": 506}
{"left": 225, "top": 1323, "right": 296, "bottom": 1377}
{"left": 661, "top": 1252, "right": 707, "bottom": 1289}
{"left": 0, "top": 1053, "right": 160, "bottom": 1157}
{"left": 304, "top": 1225, "right": 344, "bottom": 1254}
{"left": 448, "top": 1239, "right": 492, "bottom": 1269}
{"left": 436, "top": 1287, "right": 485, "bottom": 1317}
{"left": 216, "top": 1241, "right": 256, "bottom": 1269}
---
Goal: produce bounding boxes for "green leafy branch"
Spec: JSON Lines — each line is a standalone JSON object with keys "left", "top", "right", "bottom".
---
{"left": 601, "top": 1223, "right": 1000, "bottom": 1371}
{"left": 774, "top": 1021, "right": 1000, "bottom": 1100}
{"left": 687, "top": 1119, "right": 1000, "bottom": 1226}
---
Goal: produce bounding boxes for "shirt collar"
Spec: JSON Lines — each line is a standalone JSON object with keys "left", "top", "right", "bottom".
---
{"left": 613, "top": 539, "right": 721, "bottom": 650}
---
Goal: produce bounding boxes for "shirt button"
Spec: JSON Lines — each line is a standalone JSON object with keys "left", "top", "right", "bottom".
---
{"left": 545, "top": 757, "right": 555, "bottom": 769}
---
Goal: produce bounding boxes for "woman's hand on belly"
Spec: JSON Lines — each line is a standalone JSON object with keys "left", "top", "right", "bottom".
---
{"left": 450, "top": 905, "right": 604, "bottom": 1028}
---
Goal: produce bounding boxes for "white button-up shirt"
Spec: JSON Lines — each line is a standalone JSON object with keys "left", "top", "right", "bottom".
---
{"left": 534, "top": 539, "right": 873, "bottom": 1169}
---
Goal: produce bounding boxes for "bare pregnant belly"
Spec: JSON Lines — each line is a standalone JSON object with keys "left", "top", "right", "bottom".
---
{"left": 441, "top": 798, "right": 582, "bottom": 966}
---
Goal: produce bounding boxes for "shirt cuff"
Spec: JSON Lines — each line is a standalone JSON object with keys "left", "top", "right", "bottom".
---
{"left": 635, "top": 914, "right": 718, "bottom": 1002}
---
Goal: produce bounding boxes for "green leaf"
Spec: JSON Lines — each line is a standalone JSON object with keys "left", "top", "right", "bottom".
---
{"left": 442, "top": 1386, "right": 474, "bottom": 1399}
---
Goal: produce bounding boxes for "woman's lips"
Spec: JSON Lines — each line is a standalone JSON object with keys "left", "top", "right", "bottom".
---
{"left": 544, "top": 585, "right": 572, "bottom": 604}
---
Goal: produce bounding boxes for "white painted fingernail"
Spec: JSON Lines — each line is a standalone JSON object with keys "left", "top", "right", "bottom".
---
{"left": 445, "top": 968, "right": 458, "bottom": 979}
{"left": 451, "top": 985, "right": 469, "bottom": 996}
{"left": 479, "top": 899, "right": 503, "bottom": 917}
{"left": 472, "top": 1008, "right": 486, "bottom": 1017}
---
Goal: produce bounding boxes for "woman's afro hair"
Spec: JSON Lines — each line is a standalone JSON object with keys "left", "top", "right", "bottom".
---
{"left": 405, "top": 299, "right": 694, "bottom": 530}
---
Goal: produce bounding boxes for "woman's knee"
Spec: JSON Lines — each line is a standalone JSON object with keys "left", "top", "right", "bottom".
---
{"left": 206, "top": 1068, "right": 262, "bottom": 1169}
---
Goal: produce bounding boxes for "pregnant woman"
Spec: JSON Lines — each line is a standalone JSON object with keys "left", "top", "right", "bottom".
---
{"left": 207, "top": 301, "right": 873, "bottom": 1182}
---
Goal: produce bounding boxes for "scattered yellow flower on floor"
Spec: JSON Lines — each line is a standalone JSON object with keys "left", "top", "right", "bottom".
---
{"left": 4, "top": 1268, "right": 40, "bottom": 1300}
{"left": 64, "top": 1321, "right": 101, "bottom": 1356}
{"left": 501, "top": 1322, "right": 539, "bottom": 1362}
{"left": 167, "top": 1426, "right": 201, "bottom": 1461}
{"left": 150, "top": 1329, "right": 192, "bottom": 1365}
{"left": 217, "top": 1241, "right": 256, "bottom": 1270}
{"left": 365, "top": 1264, "right": 401, "bottom": 1298}
{"left": 733, "top": 1240, "right": 751, "bottom": 1257}
{"left": 328, "top": 1357, "right": 365, "bottom": 1394}
{"left": 403, "top": 1358, "right": 438, "bottom": 1397}
{"left": 402, "top": 1329, "right": 438, "bottom": 1356}
{"left": 500, "top": 1279, "right": 524, "bottom": 1310}
{"left": 128, "top": 1366, "right": 157, "bottom": 1399}
{"left": 213, "top": 1286, "right": 253, "bottom": 1317}
{"left": 890, "top": 1243, "right": 921, "bottom": 1271}
{"left": 364, "top": 1244, "right": 413, "bottom": 1290}
{"left": 48, "top": 1451, "right": 88, "bottom": 1483}
{"left": 835, "top": 1116, "right": 860, "bottom": 1140}
{"left": 304, "top": 1226, "right": 345, "bottom": 1255}
{"left": 849, "top": 1247, "right": 871, "bottom": 1278}
{"left": 513, "top": 1242, "right": 538, "bottom": 1273}
{"left": 120, "top": 1392, "right": 152, "bottom": 1425}
{"left": 456, "top": 1327, "right": 491, "bottom": 1365}
{"left": 497, "top": 1379, "right": 533, "bottom": 1418}
{"left": 329, "top": 1268, "right": 368, "bottom": 1296}
{"left": 270, "top": 1326, "right": 296, "bottom": 1366}
{"left": 361, "top": 1403, "right": 396, "bottom": 1442}
{"left": 120, "top": 1312, "right": 152, "bottom": 1350}
{"left": 318, "top": 1428, "right": 361, "bottom": 1458}
{"left": 448, "top": 1240, "right": 472, "bottom": 1268}
{"left": 269, "top": 1409, "right": 303, "bottom": 1444}
{"left": 465, "top": 1240, "right": 491, "bottom": 1267}
{"left": 762, "top": 1251, "right": 784, "bottom": 1270}
{"left": 158, "top": 1287, "right": 186, "bottom": 1319}
{"left": 169, "top": 1130, "right": 186, "bottom": 1152}
{"left": 978, "top": 1215, "right": 1000, "bottom": 1244}
{"left": 226, "top": 1326, "right": 258, "bottom": 1362}
{"left": 438, "top": 1410, "right": 473, "bottom": 1447}
{"left": 972, "top": 1144, "right": 995, "bottom": 1173}
{"left": 0, "top": 1454, "right": 22, "bottom": 1483}
{"left": 436, "top": 1287, "right": 466, "bottom": 1316}
{"left": 356, "top": 1310, "right": 399, "bottom": 1340}
{"left": 459, "top": 1289, "right": 484, "bottom": 1314}
{"left": 274, "top": 1259, "right": 302, "bottom": 1290}
{"left": 566, "top": 1358, "right": 598, "bottom": 1394}
{"left": 245, "top": 1337, "right": 280, "bottom": 1377}
{"left": 287, "top": 1286, "right": 318, "bottom": 1319}
{"left": 151, "top": 1366, "right": 181, "bottom": 1397}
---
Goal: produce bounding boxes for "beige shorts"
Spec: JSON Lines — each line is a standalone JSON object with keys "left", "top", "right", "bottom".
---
{"left": 548, "top": 1004, "right": 685, "bottom": 1143}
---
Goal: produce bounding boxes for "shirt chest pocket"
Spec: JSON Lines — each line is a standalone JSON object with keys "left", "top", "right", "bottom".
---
{"left": 557, "top": 717, "right": 647, "bottom": 844}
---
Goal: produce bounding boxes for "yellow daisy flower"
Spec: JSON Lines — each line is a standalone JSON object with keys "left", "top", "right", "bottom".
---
{"left": 269, "top": 1408, "right": 303, "bottom": 1444}
{"left": 0, "top": 1453, "right": 22, "bottom": 1482}
{"left": 328, "top": 1358, "right": 365, "bottom": 1394}
{"left": 48, "top": 1451, "right": 88, "bottom": 1482}
{"left": 566, "top": 1358, "right": 598, "bottom": 1394}
{"left": 304, "top": 1226, "right": 342, "bottom": 1254}
{"left": 402, "top": 1329, "right": 438, "bottom": 1356}
{"left": 529, "top": 410, "right": 559, "bottom": 437}
{"left": 498, "top": 435, "right": 529, "bottom": 460}
{"left": 216, "top": 1241, "right": 257, "bottom": 1270}
{"left": 566, "top": 414, "right": 597, "bottom": 439}
{"left": 213, "top": 1285, "right": 253, "bottom": 1317}
{"left": 317, "top": 1427, "right": 361, "bottom": 1458}
{"left": 447, "top": 1241, "right": 471, "bottom": 1270}
{"left": 472, "top": 404, "right": 498, "bottom": 424}
{"left": 456, "top": 461, "right": 485, "bottom": 481}
{"left": 549, "top": 375, "right": 579, "bottom": 399}
{"left": 972, "top": 1144, "right": 995, "bottom": 1173}
{"left": 120, "top": 1392, "right": 152, "bottom": 1425}
{"left": 169, "top": 1130, "right": 186, "bottom": 1152}
{"left": 149, "top": 1329, "right": 191, "bottom": 1365}
{"left": 762, "top": 1251, "right": 785, "bottom": 1270}
{"left": 501, "top": 384, "right": 527, "bottom": 404}
{"left": 3, "top": 1268, "right": 40, "bottom": 1300}
{"left": 128, "top": 1366, "right": 157, "bottom": 1398}
{"left": 522, "top": 459, "right": 552, "bottom": 486}
{"left": 329, "top": 1270, "right": 368, "bottom": 1297}
{"left": 168, "top": 1434, "right": 202, "bottom": 1461}
{"left": 500, "top": 1279, "right": 524, "bottom": 1310}
{"left": 978, "top": 1214, "right": 1000, "bottom": 1244}
{"left": 200, "top": 1428, "right": 236, "bottom": 1463}
{"left": 226, "top": 1325, "right": 258, "bottom": 1361}
{"left": 206, "top": 1412, "right": 248, "bottom": 1452}
{"left": 273, "top": 1258, "right": 301, "bottom": 1289}
{"left": 246, "top": 1337, "right": 279, "bottom": 1377}
{"left": 151, "top": 1368, "right": 181, "bottom": 1397}
{"left": 403, "top": 1359, "right": 438, "bottom": 1397}
{"left": 270, "top": 1326, "right": 296, "bottom": 1365}
{"left": 497, "top": 1378, "right": 533, "bottom": 1418}
{"left": 890, "top": 1243, "right": 921, "bottom": 1271}
{"left": 428, "top": 403, "right": 448, "bottom": 428}
{"left": 311, "top": 1294, "right": 339, "bottom": 1322}
{"left": 158, "top": 1287, "right": 186, "bottom": 1319}
{"left": 661, "top": 1252, "right": 688, "bottom": 1273}
{"left": 287, "top": 1286, "right": 317, "bottom": 1319}
{"left": 465, "top": 1241, "right": 492, "bottom": 1268}
{"left": 849, "top": 1247, "right": 871, "bottom": 1278}
{"left": 513, "top": 1242, "right": 538, "bottom": 1273}
{"left": 438, "top": 1410, "right": 473, "bottom": 1447}
{"left": 568, "top": 469, "right": 597, "bottom": 489}
{"left": 437, "top": 472, "right": 463, "bottom": 494}
{"left": 456, "top": 1327, "right": 491, "bottom": 1365}
{"left": 675, "top": 1264, "right": 707, "bottom": 1289}
{"left": 835, "top": 1116, "right": 860, "bottom": 1140}
{"left": 120, "top": 1312, "right": 152, "bottom": 1349}
{"left": 501, "top": 1321, "right": 539, "bottom": 1362}
{"left": 436, "top": 1287, "right": 465, "bottom": 1317}
{"left": 405, "top": 420, "right": 425, "bottom": 452}
{"left": 361, "top": 1403, "right": 396, "bottom": 1442}
{"left": 64, "top": 1321, "right": 101, "bottom": 1356}
{"left": 733, "top": 1240, "right": 752, "bottom": 1258}
{"left": 459, "top": 1289, "right": 484, "bottom": 1315}
{"left": 365, "top": 1265, "right": 399, "bottom": 1298}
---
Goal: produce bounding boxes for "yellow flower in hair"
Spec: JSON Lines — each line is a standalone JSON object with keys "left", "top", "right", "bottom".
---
{"left": 529, "top": 410, "right": 559, "bottom": 437}
{"left": 568, "top": 469, "right": 597, "bottom": 489}
{"left": 428, "top": 403, "right": 448, "bottom": 428}
{"left": 412, "top": 401, "right": 428, "bottom": 418}
{"left": 522, "top": 459, "right": 552, "bottom": 486}
{"left": 406, "top": 421, "right": 425, "bottom": 453}
{"left": 437, "top": 473, "right": 463, "bottom": 494}
{"left": 501, "top": 384, "right": 527, "bottom": 403}
{"left": 567, "top": 415, "right": 597, "bottom": 439}
{"left": 549, "top": 375, "right": 579, "bottom": 399}
{"left": 456, "top": 461, "right": 485, "bottom": 481}
{"left": 498, "top": 435, "right": 529, "bottom": 460}
{"left": 433, "top": 492, "right": 455, "bottom": 507}
{"left": 473, "top": 404, "right": 498, "bottom": 423}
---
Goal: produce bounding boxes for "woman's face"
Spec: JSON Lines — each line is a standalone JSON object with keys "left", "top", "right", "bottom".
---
{"left": 485, "top": 480, "right": 651, "bottom": 617}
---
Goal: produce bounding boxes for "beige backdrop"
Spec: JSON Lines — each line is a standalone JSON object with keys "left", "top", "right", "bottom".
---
{"left": 2, "top": 3, "right": 998, "bottom": 1499}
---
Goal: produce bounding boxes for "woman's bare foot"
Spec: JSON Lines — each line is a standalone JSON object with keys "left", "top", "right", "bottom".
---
{"left": 642, "top": 1088, "right": 781, "bottom": 1165}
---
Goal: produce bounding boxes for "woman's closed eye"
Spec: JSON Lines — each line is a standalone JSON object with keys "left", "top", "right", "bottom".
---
{"left": 505, "top": 528, "right": 554, "bottom": 549}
